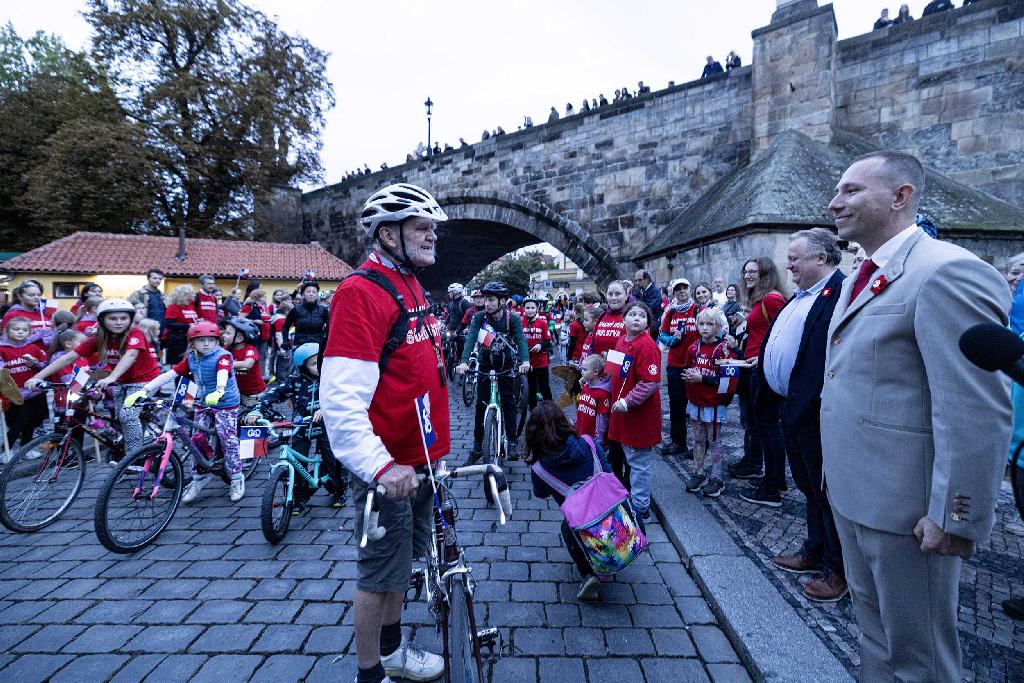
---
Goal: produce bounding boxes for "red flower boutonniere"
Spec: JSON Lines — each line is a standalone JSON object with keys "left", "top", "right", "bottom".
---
{"left": 870, "top": 275, "right": 889, "bottom": 295}
{"left": 821, "top": 288, "right": 832, "bottom": 298}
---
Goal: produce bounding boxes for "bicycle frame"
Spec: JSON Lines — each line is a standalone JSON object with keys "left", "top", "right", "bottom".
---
{"left": 131, "top": 405, "right": 219, "bottom": 502}
{"left": 259, "top": 417, "right": 317, "bottom": 505}
{"left": 484, "top": 370, "right": 506, "bottom": 461}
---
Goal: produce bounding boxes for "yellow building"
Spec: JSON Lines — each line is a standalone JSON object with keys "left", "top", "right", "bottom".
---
{"left": 0, "top": 231, "right": 353, "bottom": 309}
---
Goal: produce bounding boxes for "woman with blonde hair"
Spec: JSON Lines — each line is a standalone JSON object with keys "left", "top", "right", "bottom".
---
{"left": 164, "top": 284, "right": 199, "bottom": 363}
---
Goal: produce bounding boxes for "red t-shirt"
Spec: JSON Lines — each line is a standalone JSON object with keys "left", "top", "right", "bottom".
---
{"left": 607, "top": 333, "right": 662, "bottom": 448}
{"left": 660, "top": 302, "right": 700, "bottom": 368}
{"left": 2, "top": 306, "right": 56, "bottom": 352}
{"left": 240, "top": 303, "right": 272, "bottom": 342}
{"left": 584, "top": 309, "right": 625, "bottom": 357}
{"left": 324, "top": 256, "right": 451, "bottom": 466}
{"left": 165, "top": 303, "right": 199, "bottom": 326}
{"left": 744, "top": 292, "right": 786, "bottom": 360}
{"left": 568, "top": 320, "right": 587, "bottom": 361}
{"left": 522, "top": 315, "right": 551, "bottom": 369}
{"left": 683, "top": 339, "right": 733, "bottom": 407}
{"left": 0, "top": 343, "right": 48, "bottom": 388}
{"left": 231, "top": 344, "right": 265, "bottom": 395}
{"left": 195, "top": 291, "right": 219, "bottom": 323}
{"left": 74, "top": 327, "right": 160, "bottom": 384}
{"left": 576, "top": 382, "right": 611, "bottom": 439}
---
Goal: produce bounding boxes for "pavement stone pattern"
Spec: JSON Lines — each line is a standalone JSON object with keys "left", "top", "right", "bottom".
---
{"left": 659, "top": 374, "right": 1024, "bottom": 683}
{"left": 0, "top": 371, "right": 746, "bottom": 682}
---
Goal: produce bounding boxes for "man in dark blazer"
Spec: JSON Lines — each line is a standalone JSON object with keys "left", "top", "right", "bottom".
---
{"left": 753, "top": 228, "right": 847, "bottom": 602}
{"left": 822, "top": 151, "right": 1010, "bottom": 680}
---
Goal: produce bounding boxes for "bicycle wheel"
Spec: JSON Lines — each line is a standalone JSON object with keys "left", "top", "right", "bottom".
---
{"left": 261, "top": 466, "right": 293, "bottom": 544}
{"left": 242, "top": 450, "right": 262, "bottom": 481}
{"left": 1011, "top": 441, "right": 1024, "bottom": 521}
{"left": 94, "top": 444, "right": 183, "bottom": 554}
{"left": 462, "top": 374, "right": 476, "bottom": 408}
{"left": 482, "top": 411, "right": 501, "bottom": 467}
{"left": 514, "top": 375, "right": 528, "bottom": 438}
{"left": 0, "top": 432, "right": 85, "bottom": 532}
{"left": 448, "top": 574, "right": 481, "bottom": 683}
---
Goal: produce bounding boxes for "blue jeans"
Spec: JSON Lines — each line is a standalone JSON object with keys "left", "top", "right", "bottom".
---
{"left": 623, "top": 445, "right": 653, "bottom": 516}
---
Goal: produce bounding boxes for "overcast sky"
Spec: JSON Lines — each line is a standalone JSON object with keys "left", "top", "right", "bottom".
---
{"left": 6, "top": 0, "right": 907, "bottom": 188}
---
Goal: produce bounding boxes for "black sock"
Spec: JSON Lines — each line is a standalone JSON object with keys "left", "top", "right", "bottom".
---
{"left": 357, "top": 662, "right": 386, "bottom": 683}
{"left": 379, "top": 621, "right": 402, "bottom": 657}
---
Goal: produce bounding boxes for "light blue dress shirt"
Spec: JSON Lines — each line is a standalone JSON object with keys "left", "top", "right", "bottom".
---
{"left": 763, "top": 270, "right": 837, "bottom": 397}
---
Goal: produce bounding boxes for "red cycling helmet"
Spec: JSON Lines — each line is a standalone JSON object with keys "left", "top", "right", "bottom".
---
{"left": 187, "top": 321, "right": 221, "bottom": 341}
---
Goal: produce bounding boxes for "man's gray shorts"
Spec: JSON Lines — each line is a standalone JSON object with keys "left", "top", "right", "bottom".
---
{"left": 351, "top": 474, "right": 433, "bottom": 594}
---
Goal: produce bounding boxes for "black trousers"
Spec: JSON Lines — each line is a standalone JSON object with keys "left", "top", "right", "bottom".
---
{"left": 666, "top": 365, "right": 688, "bottom": 447}
{"left": 735, "top": 367, "right": 763, "bottom": 468}
{"left": 783, "top": 416, "right": 843, "bottom": 573}
{"left": 749, "top": 372, "right": 786, "bottom": 495}
{"left": 474, "top": 374, "right": 517, "bottom": 445}
{"left": 291, "top": 432, "right": 345, "bottom": 503}
{"left": 526, "top": 366, "right": 552, "bottom": 409}
{"left": 5, "top": 394, "right": 47, "bottom": 448}
{"left": 561, "top": 520, "right": 594, "bottom": 577}
{"left": 606, "top": 440, "right": 630, "bottom": 491}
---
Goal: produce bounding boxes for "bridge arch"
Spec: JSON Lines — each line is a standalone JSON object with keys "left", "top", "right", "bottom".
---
{"left": 419, "top": 191, "right": 623, "bottom": 294}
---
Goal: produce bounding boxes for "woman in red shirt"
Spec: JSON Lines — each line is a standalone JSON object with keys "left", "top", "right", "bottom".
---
{"left": 164, "top": 285, "right": 199, "bottom": 364}
{"left": 1, "top": 281, "right": 57, "bottom": 352}
{"left": 726, "top": 257, "right": 788, "bottom": 506}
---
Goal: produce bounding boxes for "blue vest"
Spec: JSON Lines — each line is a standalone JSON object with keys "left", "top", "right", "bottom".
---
{"left": 188, "top": 347, "right": 240, "bottom": 409}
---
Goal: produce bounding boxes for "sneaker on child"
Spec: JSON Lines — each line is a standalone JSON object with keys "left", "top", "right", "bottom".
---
{"left": 181, "top": 474, "right": 210, "bottom": 504}
{"left": 577, "top": 575, "right": 601, "bottom": 602}
{"left": 684, "top": 472, "right": 706, "bottom": 493}
{"left": 229, "top": 475, "right": 245, "bottom": 502}
{"left": 701, "top": 478, "right": 724, "bottom": 498}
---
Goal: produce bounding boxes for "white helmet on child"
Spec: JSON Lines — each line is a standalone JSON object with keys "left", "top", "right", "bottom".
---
{"left": 97, "top": 299, "right": 136, "bottom": 318}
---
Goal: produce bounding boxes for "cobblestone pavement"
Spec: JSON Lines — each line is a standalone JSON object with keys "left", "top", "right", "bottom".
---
{"left": 660, "top": 383, "right": 1024, "bottom": 682}
{"left": 0, "top": 371, "right": 746, "bottom": 682}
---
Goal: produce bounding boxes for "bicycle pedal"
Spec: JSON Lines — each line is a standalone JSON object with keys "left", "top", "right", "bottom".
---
{"left": 477, "top": 627, "right": 501, "bottom": 662}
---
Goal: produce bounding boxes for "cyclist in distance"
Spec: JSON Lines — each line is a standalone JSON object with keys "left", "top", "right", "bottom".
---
{"left": 456, "top": 281, "right": 531, "bottom": 463}
{"left": 445, "top": 282, "right": 471, "bottom": 360}
{"left": 320, "top": 183, "right": 450, "bottom": 683}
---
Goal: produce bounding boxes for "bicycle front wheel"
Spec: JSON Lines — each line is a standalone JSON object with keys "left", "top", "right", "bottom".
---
{"left": 514, "top": 375, "right": 528, "bottom": 438}
{"left": 94, "top": 444, "right": 183, "bottom": 554}
{"left": 261, "top": 466, "right": 293, "bottom": 544}
{"left": 462, "top": 374, "right": 476, "bottom": 408}
{"left": 0, "top": 432, "right": 85, "bottom": 532}
{"left": 448, "top": 574, "right": 482, "bottom": 683}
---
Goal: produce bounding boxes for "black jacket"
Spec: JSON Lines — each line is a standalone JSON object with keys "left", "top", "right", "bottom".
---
{"left": 283, "top": 302, "right": 329, "bottom": 346}
{"left": 755, "top": 269, "right": 845, "bottom": 433}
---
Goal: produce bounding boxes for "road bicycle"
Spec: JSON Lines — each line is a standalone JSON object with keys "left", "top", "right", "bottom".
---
{"left": 93, "top": 392, "right": 270, "bottom": 553}
{"left": 361, "top": 461, "right": 512, "bottom": 683}
{"left": 256, "top": 415, "right": 345, "bottom": 544}
{"left": 0, "top": 374, "right": 162, "bottom": 533}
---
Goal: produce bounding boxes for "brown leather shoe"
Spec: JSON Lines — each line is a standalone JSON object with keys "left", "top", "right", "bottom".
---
{"left": 771, "top": 553, "right": 820, "bottom": 574}
{"left": 803, "top": 569, "right": 849, "bottom": 603}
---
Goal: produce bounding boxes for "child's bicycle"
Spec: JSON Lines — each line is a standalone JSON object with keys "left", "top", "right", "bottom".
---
{"left": 93, "top": 393, "right": 268, "bottom": 553}
{"left": 362, "top": 460, "right": 513, "bottom": 683}
{"left": 0, "top": 374, "right": 162, "bottom": 533}
{"left": 253, "top": 415, "right": 338, "bottom": 544}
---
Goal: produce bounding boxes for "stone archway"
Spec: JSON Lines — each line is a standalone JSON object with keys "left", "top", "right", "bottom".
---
{"left": 418, "top": 190, "right": 623, "bottom": 293}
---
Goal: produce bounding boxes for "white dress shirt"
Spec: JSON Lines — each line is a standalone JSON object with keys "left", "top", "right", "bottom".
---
{"left": 869, "top": 224, "right": 919, "bottom": 269}
{"left": 763, "top": 269, "right": 838, "bottom": 397}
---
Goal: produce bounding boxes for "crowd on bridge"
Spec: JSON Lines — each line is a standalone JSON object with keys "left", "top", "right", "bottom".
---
{"left": 872, "top": 0, "right": 982, "bottom": 30}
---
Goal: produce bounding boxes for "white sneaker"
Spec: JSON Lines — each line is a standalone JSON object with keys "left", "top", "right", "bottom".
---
{"left": 380, "top": 641, "right": 444, "bottom": 682}
{"left": 577, "top": 575, "right": 601, "bottom": 602}
{"left": 352, "top": 677, "right": 394, "bottom": 683}
{"left": 181, "top": 475, "right": 210, "bottom": 504}
{"left": 229, "top": 475, "right": 245, "bottom": 502}
{"left": 1006, "top": 520, "right": 1024, "bottom": 536}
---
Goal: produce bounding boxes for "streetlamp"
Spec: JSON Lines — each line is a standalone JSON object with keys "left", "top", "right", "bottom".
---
{"left": 424, "top": 96, "right": 433, "bottom": 156}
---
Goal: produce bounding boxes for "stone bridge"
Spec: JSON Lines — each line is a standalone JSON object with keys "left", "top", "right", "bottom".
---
{"left": 268, "top": 0, "right": 1024, "bottom": 293}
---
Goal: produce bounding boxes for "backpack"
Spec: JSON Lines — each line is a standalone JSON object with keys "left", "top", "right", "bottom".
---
{"left": 318, "top": 268, "right": 426, "bottom": 373}
{"left": 531, "top": 435, "right": 648, "bottom": 578}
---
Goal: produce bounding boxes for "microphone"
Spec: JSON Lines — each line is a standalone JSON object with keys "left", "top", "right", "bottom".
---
{"left": 959, "top": 323, "right": 1024, "bottom": 384}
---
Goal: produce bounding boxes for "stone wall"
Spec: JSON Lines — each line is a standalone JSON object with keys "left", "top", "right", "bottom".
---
{"left": 835, "top": 0, "right": 1024, "bottom": 204}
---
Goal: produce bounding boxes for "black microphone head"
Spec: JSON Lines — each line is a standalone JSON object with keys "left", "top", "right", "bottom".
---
{"left": 959, "top": 323, "right": 1024, "bottom": 372}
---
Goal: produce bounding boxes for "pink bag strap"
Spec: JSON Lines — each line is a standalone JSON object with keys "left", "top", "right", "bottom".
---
{"left": 579, "top": 434, "right": 602, "bottom": 476}
{"left": 531, "top": 435, "right": 603, "bottom": 497}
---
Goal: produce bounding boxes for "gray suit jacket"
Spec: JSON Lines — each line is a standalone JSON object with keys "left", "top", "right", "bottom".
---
{"left": 820, "top": 230, "right": 1011, "bottom": 542}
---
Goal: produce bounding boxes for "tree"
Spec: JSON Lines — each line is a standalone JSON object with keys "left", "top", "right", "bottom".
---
{"left": 473, "top": 250, "right": 550, "bottom": 297}
{"left": 85, "top": 0, "right": 335, "bottom": 241}
{"left": 0, "top": 23, "right": 154, "bottom": 250}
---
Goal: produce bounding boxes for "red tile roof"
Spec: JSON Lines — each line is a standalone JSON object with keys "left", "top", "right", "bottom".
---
{"left": 2, "top": 231, "right": 354, "bottom": 280}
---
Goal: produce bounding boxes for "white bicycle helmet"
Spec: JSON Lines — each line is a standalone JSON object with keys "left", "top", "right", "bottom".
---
{"left": 447, "top": 282, "right": 464, "bottom": 294}
{"left": 97, "top": 298, "right": 136, "bottom": 318}
{"left": 359, "top": 183, "right": 448, "bottom": 238}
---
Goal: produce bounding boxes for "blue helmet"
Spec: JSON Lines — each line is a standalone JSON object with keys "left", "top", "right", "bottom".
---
{"left": 293, "top": 343, "right": 320, "bottom": 370}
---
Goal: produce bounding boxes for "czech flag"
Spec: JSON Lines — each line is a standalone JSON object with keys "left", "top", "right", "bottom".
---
{"left": 173, "top": 377, "right": 199, "bottom": 409}
{"left": 239, "top": 268, "right": 251, "bottom": 279}
{"left": 68, "top": 367, "right": 90, "bottom": 396}
{"left": 415, "top": 393, "right": 437, "bottom": 450}
{"left": 478, "top": 325, "right": 496, "bottom": 348}
{"left": 718, "top": 364, "right": 740, "bottom": 395}
{"left": 239, "top": 425, "right": 269, "bottom": 460}
{"left": 304, "top": 269, "right": 316, "bottom": 280}
{"left": 606, "top": 349, "right": 634, "bottom": 378}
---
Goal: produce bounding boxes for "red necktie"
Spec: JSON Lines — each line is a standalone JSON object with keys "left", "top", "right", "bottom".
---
{"left": 849, "top": 260, "right": 879, "bottom": 302}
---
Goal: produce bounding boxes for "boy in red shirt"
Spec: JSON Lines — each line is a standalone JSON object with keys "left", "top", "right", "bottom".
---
{"left": 576, "top": 354, "right": 611, "bottom": 450}
{"left": 522, "top": 298, "right": 553, "bottom": 409}
{"left": 1, "top": 317, "right": 49, "bottom": 448}
{"left": 682, "top": 308, "right": 733, "bottom": 497}
{"left": 222, "top": 318, "right": 266, "bottom": 408}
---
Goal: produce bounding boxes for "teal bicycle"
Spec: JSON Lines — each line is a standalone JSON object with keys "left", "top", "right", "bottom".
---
{"left": 256, "top": 415, "right": 334, "bottom": 543}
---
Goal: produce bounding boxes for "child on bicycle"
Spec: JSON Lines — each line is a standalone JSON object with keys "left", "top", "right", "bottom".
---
{"left": 49, "top": 329, "right": 88, "bottom": 384}
{"left": 525, "top": 401, "right": 612, "bottom": 602}
{"left": 456, "top": 281, "right": 531, "bottom": 462}
{"left": 576, "top": 353, "right": 611, "bottom": 451}
{"left": 221, "top": 317, "right": 265, "bottom": 410}
{"left": 26, "top": 300, "right": 162, "bottom": 460}
{"left": 1, "top": 317, "right": 49, "bottom": 448}
{"left": 245, "top": 342, "right": 347, "bottom": 511}
{"left": 683, "top": 308, "right": 733, "bottom": 498}
{"left": 125, "top": 320, "right": 246, "bottom": 503}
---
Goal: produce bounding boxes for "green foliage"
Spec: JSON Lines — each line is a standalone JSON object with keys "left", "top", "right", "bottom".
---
{"left": 472, "top": 251, "right": 549, "bottom": 297}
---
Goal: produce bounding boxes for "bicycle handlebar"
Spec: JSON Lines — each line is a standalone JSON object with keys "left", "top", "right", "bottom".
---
{"left": 359, "top": 464, "right": 512, "bottom": 548}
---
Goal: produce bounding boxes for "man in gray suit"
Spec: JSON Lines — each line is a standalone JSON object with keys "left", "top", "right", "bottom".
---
{"left": 821, "top": 151, "right": 1011, "bottom": 681}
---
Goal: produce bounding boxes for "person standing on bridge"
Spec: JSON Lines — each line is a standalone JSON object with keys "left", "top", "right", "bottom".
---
{"left": 633, "top": 270, "right": 663, "bottom": 340}
{"left": 320, "top": 183, "right": 451, "bottom": 683}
